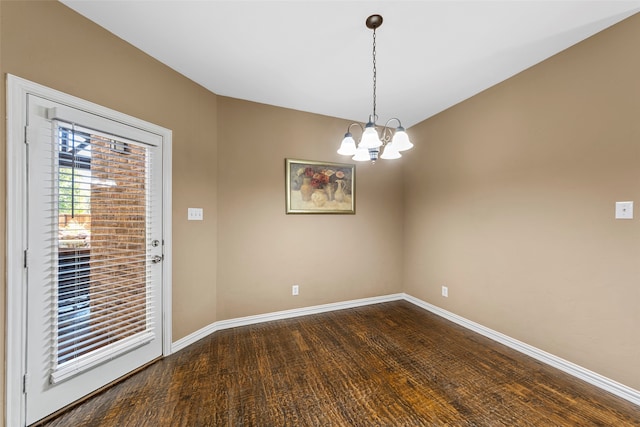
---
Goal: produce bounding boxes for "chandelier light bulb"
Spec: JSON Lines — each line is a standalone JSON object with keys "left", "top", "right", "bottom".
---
{"left": 359, "top": 123, "right": 383, "bottom": 149}
{"left": 337, "top": 133, "right": 357, "bottom": 155}
{"left": 380, "top": 143, "right": 401, "bottom": 160}
{"left": 352, "top": 146, "right": 372, "bottom": 162}
{"left": 391, "top": 127, "right": 414, "bottom": 151}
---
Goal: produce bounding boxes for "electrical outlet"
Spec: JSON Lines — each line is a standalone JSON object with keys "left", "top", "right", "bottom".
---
{"left": 292, "top": 285, "right": 299, "bottom": 296}
{"left": 615, "top": 201, "right": 633, "bottom": 219}
{"left": 442, "top": 286, "right": 448, "bottom": 297}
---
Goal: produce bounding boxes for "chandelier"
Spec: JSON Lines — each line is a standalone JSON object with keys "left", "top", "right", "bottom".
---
{"left": 337, "top": 14, "right": 414, "bottom": 163}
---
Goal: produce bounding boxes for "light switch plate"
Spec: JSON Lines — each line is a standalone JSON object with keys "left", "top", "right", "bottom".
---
{"left": 615, "top": 201, "right": 633, "bottom": 219}
{"left": 188, "top": 208, "right": 203, "bottom": 221}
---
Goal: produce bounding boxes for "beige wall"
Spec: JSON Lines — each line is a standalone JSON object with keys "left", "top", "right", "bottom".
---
{"left": 216, "top": 97, "right": 404, "bottom": 319}
{"left": 404, "top": 13, "right": 640, "bottom": 390}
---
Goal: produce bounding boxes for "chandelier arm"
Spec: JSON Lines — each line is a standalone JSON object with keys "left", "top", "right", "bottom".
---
{"left": 379, "top": 128, "right": 392, "bottom": 145}
{"left": 346, "top": 122, "right": 365, "bottom": 135}
{"left": 383, "top": 118, "right": 403, "bottom": 129}
{"left": 377, "top": 118, "right": 396, "bottom": 144}
{"left": 379, "top": 118, "right": 405, "bottom": 144}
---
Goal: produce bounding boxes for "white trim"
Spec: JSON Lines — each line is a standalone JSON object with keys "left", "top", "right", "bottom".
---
{"left": 161, "top": 118, "right": 173, "bottom": 357}
{"left": 172, "top": 291, "right": 640, "bottom": 407}
{"left": 6, "top": 74, "right": 30, "bottom": 427}
{"left": 171, "top": 294, "right": 404, "bottom": 353}
{"left": 5, "top": 74, "right": 173, "bottom": 427}
{"left": 402, "top": 293, "right": 640, "bottom": 407}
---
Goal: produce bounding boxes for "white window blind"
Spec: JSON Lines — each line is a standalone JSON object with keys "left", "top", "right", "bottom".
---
{"left": 48, "top": 120, "right": 156, "bottom": 383}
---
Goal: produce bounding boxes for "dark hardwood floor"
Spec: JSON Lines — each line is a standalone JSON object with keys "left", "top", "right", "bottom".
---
{"left": 37, "top": 301, "right": 640, "bottom": 426}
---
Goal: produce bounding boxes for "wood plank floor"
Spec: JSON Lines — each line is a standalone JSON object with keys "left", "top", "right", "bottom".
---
{"left": 37, "top": 301, "right": 640, "bottom": 426}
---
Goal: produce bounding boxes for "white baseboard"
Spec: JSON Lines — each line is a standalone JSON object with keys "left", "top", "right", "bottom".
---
{"left": 171, "top": 293, "right": 404, "bottom": 353}
{"left": 402, "top": 293, "right": 640, "bottom": 407}
{"left": 171, "top": 292, "right": 640, "bottom": 407}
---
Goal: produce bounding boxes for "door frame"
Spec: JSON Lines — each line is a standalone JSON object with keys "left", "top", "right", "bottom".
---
{"left": 5, "top": 74, "right": 173, "bottom": 427}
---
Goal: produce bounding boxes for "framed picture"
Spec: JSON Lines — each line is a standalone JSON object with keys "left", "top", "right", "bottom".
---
{"left": 285, "top": 158, "right": 355, "bottom": 214}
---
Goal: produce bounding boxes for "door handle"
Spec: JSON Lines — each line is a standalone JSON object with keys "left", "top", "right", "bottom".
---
{"left": 151, "top": 255, "right": 163, "bottom": 264}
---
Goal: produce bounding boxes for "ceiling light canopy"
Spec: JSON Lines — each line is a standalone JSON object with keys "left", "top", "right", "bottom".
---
{"left": 337, "top": 14, "right": 414, "bottom": 164}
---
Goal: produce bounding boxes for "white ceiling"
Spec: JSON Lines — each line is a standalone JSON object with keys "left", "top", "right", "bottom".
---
{"left": 60, "top": 1, "right": 640, "bottom": 128}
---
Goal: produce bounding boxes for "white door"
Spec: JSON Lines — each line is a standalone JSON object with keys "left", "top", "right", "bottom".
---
{"left": 24, "top": 94, "right": 164, "bottom": 425}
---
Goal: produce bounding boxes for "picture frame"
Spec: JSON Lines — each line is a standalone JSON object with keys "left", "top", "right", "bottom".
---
{"left": 285, "top": 158, "right": 355, "bottom": 214}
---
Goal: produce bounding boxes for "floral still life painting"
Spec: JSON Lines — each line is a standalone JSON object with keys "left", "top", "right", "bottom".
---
{"left": 285, "top": 159, "right": 355, "bottom": 214}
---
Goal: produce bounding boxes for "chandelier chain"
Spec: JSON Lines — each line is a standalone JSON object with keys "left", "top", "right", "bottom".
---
{"left": 372, "top": 28, "right": 377, "bottom": 122}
